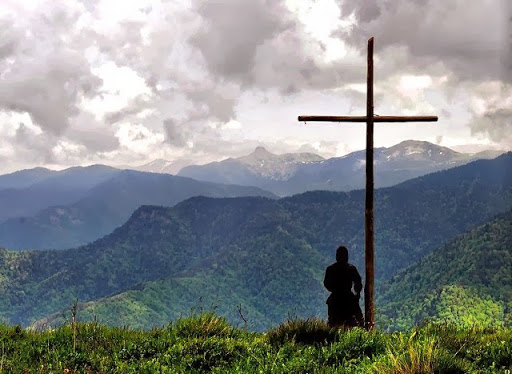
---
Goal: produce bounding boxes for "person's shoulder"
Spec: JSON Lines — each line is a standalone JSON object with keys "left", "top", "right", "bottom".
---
{"left": 326, "top": 262, "right": 337, "bottom": 271}
{"left": 347, "top": 263, "right": 359, "bottom": 271}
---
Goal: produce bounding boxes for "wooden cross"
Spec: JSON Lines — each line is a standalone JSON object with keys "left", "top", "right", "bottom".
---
{"left": 298, "top": 37, "right": 438, "bottom": 330}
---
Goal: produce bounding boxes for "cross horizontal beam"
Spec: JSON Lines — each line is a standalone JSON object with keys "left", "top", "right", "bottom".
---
{"left": 298, "top": 115, "right": 438, "bottom": 123}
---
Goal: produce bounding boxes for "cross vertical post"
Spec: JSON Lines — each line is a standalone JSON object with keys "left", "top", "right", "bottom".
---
{"left": 297, "top": 37, "right": 437, "bottom": 330}
{"left": 365, "top": 37, "right": 375, "bottom": 330}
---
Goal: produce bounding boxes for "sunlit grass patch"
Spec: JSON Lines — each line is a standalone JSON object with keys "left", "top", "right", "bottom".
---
{"left": 172, "top": 312, "right": 239, "bottom": 339}
{"left": 0, "top": 316, "right": 511, "bottom": 372}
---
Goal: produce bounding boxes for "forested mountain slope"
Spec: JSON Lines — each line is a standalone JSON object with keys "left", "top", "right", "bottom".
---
{"left": 379, "top": 208, "right": 512, "bottom": 331}
{"left": 45, "top": 191, "right": 512, "bottom": 331}
{"left": 1, "top": 153, "right": 511, "bottom": 329}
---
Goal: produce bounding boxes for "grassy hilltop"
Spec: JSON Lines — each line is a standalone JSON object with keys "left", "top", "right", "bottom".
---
{"left": 1, "top": 314, "right": 511, "bottom": 373}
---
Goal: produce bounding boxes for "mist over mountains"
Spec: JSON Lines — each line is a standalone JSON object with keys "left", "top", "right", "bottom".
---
{"left": 0, "top": 165, "right": 121, "bottom": 222}
{"left": 0, "top": 169, "right": 275, "bottom": 250}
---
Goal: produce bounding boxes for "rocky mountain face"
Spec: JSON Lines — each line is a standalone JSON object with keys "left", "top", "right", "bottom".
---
{"left": 377, "top": 140, "right": 461, "bottom": 164}
{"left": 178, "top": 140, "right": 505, "bottom": 196}
{"left": 178, "top": 146, "right": 324, "bottom": 188}
{"left": 235, "top": 146, "right": 325, "bottom": 179}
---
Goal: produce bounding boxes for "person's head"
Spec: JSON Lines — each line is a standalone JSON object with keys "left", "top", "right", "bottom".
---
{"left": 336, "top": 245, "right": 349, "bottom": 263}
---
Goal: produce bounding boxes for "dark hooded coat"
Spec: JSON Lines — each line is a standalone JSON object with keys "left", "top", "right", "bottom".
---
{"left": 324, "top": 261, "right": 363, "bottom": 327}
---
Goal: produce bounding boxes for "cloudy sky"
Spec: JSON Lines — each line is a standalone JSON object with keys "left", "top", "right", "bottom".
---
{"left": 0, "top": 0, "right": 511, "bottom": 173}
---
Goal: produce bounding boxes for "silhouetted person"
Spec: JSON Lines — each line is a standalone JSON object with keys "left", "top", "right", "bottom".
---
{"left": 324, "top": 245, "right": 363, "bottom": 327}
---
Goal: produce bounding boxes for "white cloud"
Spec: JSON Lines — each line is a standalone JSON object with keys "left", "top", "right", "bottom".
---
{"left": 0, "top": 0, "right": 510, "bottom": 173}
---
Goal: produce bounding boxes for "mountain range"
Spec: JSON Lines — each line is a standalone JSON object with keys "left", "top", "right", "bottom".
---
{"left": 1, "top": 140, "right": 502, "bottom": 251}
{"left": 0, "top": 170, "right": 275, "bottom": 250}
{"left": 0, "top": 167, "right": 57, "bottom": 190}
{"left": 1, "top": 153, "right": 511, "bottom": 330}
{"left": 178, "top": 140, "right": 504, "bottom": 196}
{"left": 0, "top": 165, "right": 121, "bottom": 222}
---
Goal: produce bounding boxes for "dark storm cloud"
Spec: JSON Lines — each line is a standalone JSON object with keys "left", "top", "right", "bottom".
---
{"left": 128, "top": 0, "right": 364, "bottom": 157}
{"left": 0, "top": 3, "right": 102, "bottom": 137}
{"left": 338, "top": 0, "right": 511, "bottom": 147}
{"left": 156, "top": 0, "right": 365, "bottom": 157}
{"left": 338, "top": 0, "right": 507, "bottom": 83}
{"left": 0, "top": 53, "right": 101, "bottom": 135}
{"left": 341, "top": 0, "right": 382, "bottom": 23}
{"left": 190, "top": 0, "right": 292, "bottom": 82}
{"left": 251, "top": 28, "right": 363, "bottom": 92}
{"left": 470, "top": 106, "right": 512, "bottom": 145}
{"left": 163, "top": 119, "right": 187, "bottom": 147}
{"left": 1, "top": 0, "right": 368, "bottom": 170}
{"left": 190, "top": 0, "right": 363, "bottom": 91}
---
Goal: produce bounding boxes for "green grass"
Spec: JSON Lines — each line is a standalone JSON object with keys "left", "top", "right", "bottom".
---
{"left": 1, "top": 313, "right": 511, "bottom": 373}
